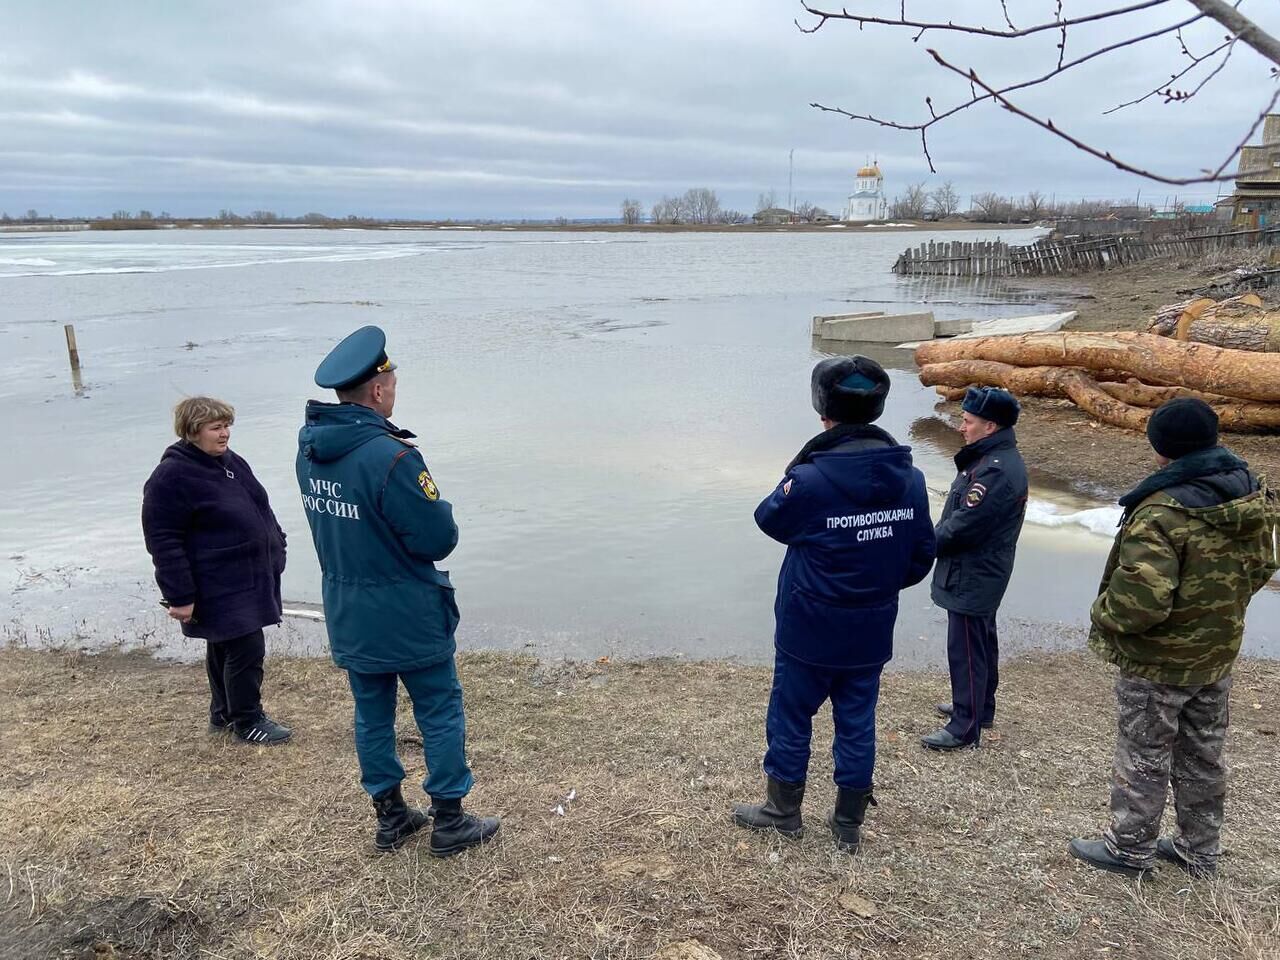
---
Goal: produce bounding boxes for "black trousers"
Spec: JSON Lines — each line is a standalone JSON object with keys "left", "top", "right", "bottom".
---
{"left": 944, "top": 611, "right": 998, "bottom": 744}
{"left": 206, "top": 629, "right": 265, "bottom": 729}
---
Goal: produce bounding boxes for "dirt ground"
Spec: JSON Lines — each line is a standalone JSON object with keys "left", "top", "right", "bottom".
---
{"left": 2, "top": 647, "right": 1279, "bottom": 960}
{"left": 928, "top": 253, "right": 1280, "bottom": 499}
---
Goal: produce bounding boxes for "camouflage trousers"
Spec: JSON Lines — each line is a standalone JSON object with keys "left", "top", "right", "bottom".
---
{"left": 1104, "top": 671, "right": 1231, "bottom": 870}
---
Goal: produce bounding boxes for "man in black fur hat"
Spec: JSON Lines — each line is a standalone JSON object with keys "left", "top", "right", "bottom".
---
{"left": 923, "top": 386, "right": 1028, "bottom": 751}
{"left": 733, "top": 356, "right": 936, "bottom": 852}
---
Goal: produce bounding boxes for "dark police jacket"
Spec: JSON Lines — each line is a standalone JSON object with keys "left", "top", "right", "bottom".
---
{"left": 930, "top": 428, "right": 1028, "bottom": 617}
{"left": 755, "top": 426, "right": 936, "bottom": 670}
{"left": 296, "top": 401, "right": 460, "bottom": 674}
{"left": 142, "top": 442, "right": 286, "bottom": 642}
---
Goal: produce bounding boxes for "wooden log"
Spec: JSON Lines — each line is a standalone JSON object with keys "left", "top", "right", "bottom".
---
{"left": 1178, "top": 296, "right": 1277, "bottom": 351}
{"left": 914, "top": 331, "right": 1280, "bottom": 402}
{"left": 921, "top": 362, "right": 1149, "bottom": 429}
{"left": 921, "top": 361, "right": 1280, "bottom": 431}
{"left": 1148, "top": 297, "right": 1214, "bottom": 337}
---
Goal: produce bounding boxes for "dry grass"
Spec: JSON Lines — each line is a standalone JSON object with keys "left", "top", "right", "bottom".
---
{"left": 1, "top": 647, "right": 1278, "bottom": 960}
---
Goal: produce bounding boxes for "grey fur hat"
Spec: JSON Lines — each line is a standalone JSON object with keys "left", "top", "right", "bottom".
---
{"left": 811, "top": 356, "right": 891, "bottom": 424}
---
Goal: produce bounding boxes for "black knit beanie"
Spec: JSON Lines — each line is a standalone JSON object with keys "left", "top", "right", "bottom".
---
{"left": 1146, "top": 397, "right": 1219, "bottom": 459}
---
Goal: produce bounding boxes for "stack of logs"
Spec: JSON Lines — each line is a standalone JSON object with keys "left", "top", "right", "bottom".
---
{"left": 915, "top": 294, "right": 1280, "bottom": 433}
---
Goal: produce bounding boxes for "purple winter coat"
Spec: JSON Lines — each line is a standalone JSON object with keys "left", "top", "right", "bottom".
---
{"left": 142, "top": 441, "right": 286, "bottom": 642}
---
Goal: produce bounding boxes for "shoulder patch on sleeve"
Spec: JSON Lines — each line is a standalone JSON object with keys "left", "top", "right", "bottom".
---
{"left": 964, "top": 482, "right": 987, "bottom": 508}
{"left": 783, "top": 479, "right": 793, "bottom": 496}
{"left": 417, "top": 469, "right": 440, "bottom": 501}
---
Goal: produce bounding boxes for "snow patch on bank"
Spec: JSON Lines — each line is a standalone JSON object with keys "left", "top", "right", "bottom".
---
{"left": 1025, "top": 499, "right": 1121, "bottom": 537}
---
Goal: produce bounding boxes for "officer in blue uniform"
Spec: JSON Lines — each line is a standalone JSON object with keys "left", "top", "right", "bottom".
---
{"left": 296, "top": 325, "right": 499, "bottom": 855}
{"left": 922, "top": 386, "right": 1028, "bottom": 751}
{"left": 733, "top": 357, "right": 936, "bottom": 851}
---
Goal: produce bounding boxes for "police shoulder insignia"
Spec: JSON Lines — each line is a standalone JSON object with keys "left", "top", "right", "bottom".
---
{"left": 417, "top": 469, "right": 439, "bottom": 501}
{"left": 783, "top": 479, "right": 793, "bottom": 496}
{"left": 964, "top": 482, "right": 987, "bottom": 508}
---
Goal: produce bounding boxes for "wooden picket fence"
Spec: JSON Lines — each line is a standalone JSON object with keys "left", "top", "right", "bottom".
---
{"left": 891, "top": 226, "right": 1279, "bottom": 277}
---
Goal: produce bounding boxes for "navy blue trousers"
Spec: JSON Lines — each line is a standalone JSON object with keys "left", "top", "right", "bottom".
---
{"left": 346, "top": 658, "right": 474, "bottom": 801}
{"left": 763, "top": 652, "right": 883, "bottom": 789}
{"left": 945, "top": 611, "right": 999, "bottom": 744}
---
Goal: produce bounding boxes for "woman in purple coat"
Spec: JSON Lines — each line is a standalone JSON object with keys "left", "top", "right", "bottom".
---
{"left": 142, "top": 397, "right": 292, "bottom": 745}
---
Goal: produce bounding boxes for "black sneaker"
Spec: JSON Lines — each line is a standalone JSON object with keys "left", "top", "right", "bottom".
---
{"left": 233, "top": 715, "right": 292, "bottom": 746}
{"left": 207, "top": 718, "right": 232, "bottom": 737}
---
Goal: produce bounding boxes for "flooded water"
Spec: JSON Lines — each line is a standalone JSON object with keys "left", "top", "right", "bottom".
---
{"left": 2, "top": 227, "right": 1276, "bottom": 666}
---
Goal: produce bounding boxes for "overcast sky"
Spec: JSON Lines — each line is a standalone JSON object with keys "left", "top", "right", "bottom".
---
{"left": 3, "top": 1, "right": 1276, "bottom": 219}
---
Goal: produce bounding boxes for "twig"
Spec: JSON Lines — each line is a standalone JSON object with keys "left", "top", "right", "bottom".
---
{"left": 929, "top": 48, "right": 1280, "bottom": 185}
{"left": 808, "top": 10, "right": 1206, "bottom": 174}
{"left": 797, "top": 0, "right": 1174, "bottom": 39}
{"left": 1104, "top": 35, "right": 1235, "bottom": 113}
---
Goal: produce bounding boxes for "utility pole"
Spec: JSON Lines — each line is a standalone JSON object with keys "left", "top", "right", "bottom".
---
{"left": 788, "top": 148, "right": 794, "bottom": 218}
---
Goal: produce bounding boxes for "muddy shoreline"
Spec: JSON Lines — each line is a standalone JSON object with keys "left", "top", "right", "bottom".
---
{"left": 928, "top": 256, "right": 1280, "bottom": 500}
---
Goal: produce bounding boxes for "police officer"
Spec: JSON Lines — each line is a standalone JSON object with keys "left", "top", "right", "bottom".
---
{"left": 296, "top": 325, "right": 499, "bottom": 855}
{"left": 733, "top": 357, "right": 936, "bottom": 851}
{"left": 922, "top": 386, "right": 1028, "bottom": 751}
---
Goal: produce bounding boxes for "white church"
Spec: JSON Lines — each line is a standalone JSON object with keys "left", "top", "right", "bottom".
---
{"left": 843, "top": 162, "right": 888, "bottom": 222}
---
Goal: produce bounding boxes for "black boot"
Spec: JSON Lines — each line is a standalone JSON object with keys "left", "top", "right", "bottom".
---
{"left": 429, "top": 798, "right": 500, "bottom": 858}
{"left": 732, "top": 776, "right": 805, "bottom": 837}
{"left": 827, "top": 786, "right": 876, "bottom": 853}
{"left": 372, "top": 785, "right": 430, "bottom": 852}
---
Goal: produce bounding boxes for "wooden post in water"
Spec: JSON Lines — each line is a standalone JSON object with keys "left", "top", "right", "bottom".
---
{"left": 65, "top": 324, "right": 81, "bottom": 371}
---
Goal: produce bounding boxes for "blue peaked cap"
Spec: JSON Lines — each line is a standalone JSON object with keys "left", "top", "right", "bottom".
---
{"left": 315, "top": 325, "right": 397, "bottom": 390}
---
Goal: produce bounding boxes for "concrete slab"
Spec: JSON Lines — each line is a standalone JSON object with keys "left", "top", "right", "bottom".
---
{"left": 814, "top": 311, "right": 934, "bottom": 343}
{"left": 933, "top": 318, "right": 975, "bottom": 337}
{"left": 896, "top": 310, "right": 1077, "bottom": 350}
{"left": 811, "top": 311, "right": 884, "bottom": 336}
{"left": 952, "top": 310, "right": 1076, "bottom": 339}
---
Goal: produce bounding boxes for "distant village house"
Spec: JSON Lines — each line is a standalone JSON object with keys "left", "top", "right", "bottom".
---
{"left": 1232, "top": 113, "right": 1280, "bottom": 228}
{"left": 752, "top": 207, "right": 795, "bottom": 225}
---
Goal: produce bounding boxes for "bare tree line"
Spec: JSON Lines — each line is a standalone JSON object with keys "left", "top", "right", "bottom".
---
{"left": 622, "top": 188, "right": 750, "bottom": 224}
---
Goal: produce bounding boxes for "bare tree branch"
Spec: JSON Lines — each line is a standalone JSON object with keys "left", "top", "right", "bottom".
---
{"left": 1185, "top": 0, "right": 1280, "bottom": 68}
{"left": 999, "top": 1, "right": 1016, "bottom": 33}
{"left": 808, "top": 10, "right": 1207, "bottom": 172}
{"left": 797, "top": 0, "right": 1175, "bottom": 38}
{"left": 802, "top": 1, "right": 1279, "bottom": 185}
{"left": 1056, "top": 0, "right": 1067, "bottom": 70}
{"left": 929, "top": 47, "right": 1280, "bottom": 184}
{"left": 1103, "top": 34, "right": 1235, "bottom": 114}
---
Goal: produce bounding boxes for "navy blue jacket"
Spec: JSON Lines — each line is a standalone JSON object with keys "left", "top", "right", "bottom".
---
{"left": 142, "top": 442, "right": 286, "bottom": 642}
{"left": 756, "top": 427, "right": 936, "bottom": 670}
{"left": 296, "top": 401, "right": 460, "bottom": 674}
{"left": 930, "top": 428, "right": 1028, "bottom": 617}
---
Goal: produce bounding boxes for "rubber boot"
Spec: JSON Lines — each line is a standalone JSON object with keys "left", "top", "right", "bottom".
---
{"left": 1068, "top": 837, "right": 1152, "bottom": 877}
{"left": 827, "top": 786, "right": 876, "bottom": 853}
{"left": 372, "top": 785, "right": 430, "bottom": 852}
{"left": 732, "top": 776, "right": 805, "bottom": 837}
{"left": 429, "top": 797, "right": 500, "bottom": 858}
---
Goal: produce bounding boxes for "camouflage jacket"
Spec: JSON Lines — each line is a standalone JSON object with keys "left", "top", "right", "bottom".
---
{"left": 1089, "top": 448, "right": 1280, "bottom": 686}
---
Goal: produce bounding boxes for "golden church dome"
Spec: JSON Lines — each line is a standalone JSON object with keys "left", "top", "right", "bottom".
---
{"left": 857, "top": 165, "right": 882, "bottom": 178}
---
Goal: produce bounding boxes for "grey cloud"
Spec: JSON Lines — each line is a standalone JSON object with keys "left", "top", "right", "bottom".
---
{"left": 2, "top": 0, "right": 1276, "bottom": 218}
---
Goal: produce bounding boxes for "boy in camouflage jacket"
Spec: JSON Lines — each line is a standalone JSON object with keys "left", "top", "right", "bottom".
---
{"left": 1070, "top": 398, "right": 1280, "bottom": 879}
